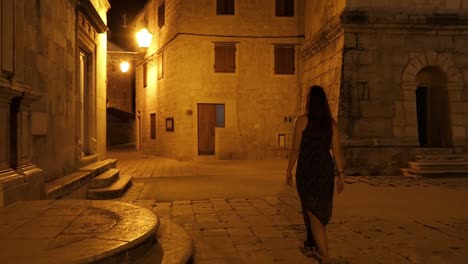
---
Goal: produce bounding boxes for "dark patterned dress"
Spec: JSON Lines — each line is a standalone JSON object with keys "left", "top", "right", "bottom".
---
{"left": 296, "top": 119, "right": 335, "bottom": 227}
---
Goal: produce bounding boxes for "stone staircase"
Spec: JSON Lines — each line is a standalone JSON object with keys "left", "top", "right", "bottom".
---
{"left": 78, "top": 159, "right": 132, "bottom": 199}
{"left": 401, "top": 155, "right": 468, "bottom": 177}
{"left": 46, "top": 159, "right": 132, "bottom": 200}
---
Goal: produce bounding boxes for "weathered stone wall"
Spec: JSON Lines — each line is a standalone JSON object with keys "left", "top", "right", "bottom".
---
{"left": 1, "top": 0, "right": 109, "bottom": 206}
{"left": 339, "top": 9, "right": 468, "bottom": 174}
{"left": 25, "top": 0, "right": 78, "bottom": 181}
{"left": 302, "top": 0, "right": 345, "bottom": 117}
{"left": 135, "top": 0, "right": 303, "bottom": 160}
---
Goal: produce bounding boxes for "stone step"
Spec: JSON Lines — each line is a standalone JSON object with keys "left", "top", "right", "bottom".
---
{"left": 401, "top": 167, "right": 468, "bottom": 177}
{"left": 90, "top": 168, "right": 120, "bottom": 189}
{"left": 415, "top": 155, "right": 466, "bottom": 162}
{"left": 0, "top": 200, "right": 159, "bottom": 264}
{"left": 408, "top": 161, "right": 468, "bottom": 171}
{"left": 401, "top": 168, "right": 420, "bottom": 178}
{"left": 79, "top": 159, "right": 117, "bottom": 177}
{"left": 45, "top": 171, "right": 93, "bottom": 199}
{"left": 135, "top": 218, "right": 193, "bottom": 264}
{"left": 87, "top": 174, "right": 132, "bottom": 200}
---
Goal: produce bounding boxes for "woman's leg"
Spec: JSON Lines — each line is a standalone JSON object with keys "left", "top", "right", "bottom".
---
{"left": 302, "top": 205, "right": 317, "bottom": 248}
{"left": 308, "top": 211, "right": 329, "bottom": 263}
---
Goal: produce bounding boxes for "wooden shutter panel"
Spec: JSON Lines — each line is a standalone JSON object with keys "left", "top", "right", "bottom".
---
{"left": 285, "top": 47, "right": 294, "bottom": 74}
{"left": 276, "top": 0, "right": 284, "bottom": 16}
{"left": 285, "top": 0, "right": 294, "bottom": 16}
{"left": 274, "top": 46, "right": 281, "bottom": 73}
{"left": 215, "top": 45, "right": 225, "bottom": 72}
{"left": 158, "top": 3, "right": 165, "bottom": 28}
{"left": 226, "top": 0, "right": 234, "bottom": 15}
{"left": 150, "top": 113, "right": 156, "bottom": 139}
{"left": 225, "top": 45, "right": 235, "bottom": 72}
{"left": 217, "top": 0, "right": 225, "bottom": 15}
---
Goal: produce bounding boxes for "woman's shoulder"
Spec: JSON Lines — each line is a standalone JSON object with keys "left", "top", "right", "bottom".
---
{"left": 295, "top": 115, "right": 308, "bottom": 124}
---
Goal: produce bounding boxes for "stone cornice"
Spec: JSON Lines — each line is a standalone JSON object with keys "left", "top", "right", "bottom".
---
{"left": 341, "top": 9, "right": 468, "bottom": 30}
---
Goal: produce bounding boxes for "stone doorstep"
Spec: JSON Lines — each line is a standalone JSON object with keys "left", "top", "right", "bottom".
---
{"left": 415, "top": 155, "right": 466, "bottom": 161}
{"left": 408, "top": 162, "right": 468, "bottom": 170}
{"left": 87, "top": 174, "right": 132, "bottom": 200}
{"left": 401, "top": 168, "right": 468, "bottom": 177}
{"left": 90, "top": 168, "right": 120, "bottom": 189}
{"left": 45, "top": 171, "right": 92, "bottom": 199}
{"left": 79, "top": 159, "right": 118, "bottom": 177}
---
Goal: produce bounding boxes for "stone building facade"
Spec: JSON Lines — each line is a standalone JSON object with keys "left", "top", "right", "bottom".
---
{"left": 135, "top": 0, "right": 468, "bottom": 174}
{"left": 134, "top": 0, "right": 303, "bottom": 160}
{"left": 0, "top": 0, "right": 109, "bottom": 206}
{"left": 302, "top": 0, "right": 468, "bottom": 174}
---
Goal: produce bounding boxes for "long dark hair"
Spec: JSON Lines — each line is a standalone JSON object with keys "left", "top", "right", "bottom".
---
{"left": 306, "top": 85, "right": 333, "bottom": 131}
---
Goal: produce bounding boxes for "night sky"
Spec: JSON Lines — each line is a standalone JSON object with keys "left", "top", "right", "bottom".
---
{"left": 108, "top": 0, "right": 149, "bottom": 50}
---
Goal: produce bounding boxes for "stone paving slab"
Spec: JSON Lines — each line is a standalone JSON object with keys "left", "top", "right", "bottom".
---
{"left": 0, "top": 200, "right": 159, "bottom": 264}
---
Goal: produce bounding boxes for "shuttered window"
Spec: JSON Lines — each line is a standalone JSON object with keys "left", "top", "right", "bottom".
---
{"left": 158, "top": 3, "right": 165, "bottom": 28}
{"left": 217, "top": 0, "right": 235, "bottom": 15}
{"left": 143, "top": 62, "right": 148, "bottom": 87}
{"left": 275, "top": 0, "right": 294, "bottom": 17}
{"left": 157, "top": 53, "right": 164, "bottom": 80}
{"left": 150, "top": 113, "right": 156, "bottom": 139}
{"left": 214, "top": 43, "right": 236, "bottom": 73}
{"left": 274, "top": 45, "right": 295, "bottom": 75}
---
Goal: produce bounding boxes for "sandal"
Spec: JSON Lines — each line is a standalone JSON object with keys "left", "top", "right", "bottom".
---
{"left": 300, "top": 244, "right": 322, "bottom": 262}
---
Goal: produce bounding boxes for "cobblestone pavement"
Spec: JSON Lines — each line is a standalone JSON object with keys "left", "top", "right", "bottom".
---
{"left": 119, "top": 185, "right": 468, "bottom": 264}
{"left": 109, "top": 149, "right": 468, "bottom": 263}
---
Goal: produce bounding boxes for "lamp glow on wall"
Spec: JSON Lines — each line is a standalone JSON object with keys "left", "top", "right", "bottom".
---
{"left": 120, "top": 61, "right": 130, "bottom": 73}
{"left": 136, "top": 28, "right": 152, "bottom": 48}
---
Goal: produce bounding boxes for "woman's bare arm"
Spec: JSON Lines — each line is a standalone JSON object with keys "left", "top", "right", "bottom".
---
{"left": 331, "top": 121, "right": 345, "bottom": 175}
{"left": 287, "top": 116, "right": 307, "bottom": 173}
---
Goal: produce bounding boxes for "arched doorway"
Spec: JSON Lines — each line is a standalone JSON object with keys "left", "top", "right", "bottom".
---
{"left": 415, "top": 67, "right": 452, "bottom": 147}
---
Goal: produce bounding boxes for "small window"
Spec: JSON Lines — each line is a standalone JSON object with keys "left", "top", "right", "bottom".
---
{"left": 216, "top": 104, "right": 225, "bottom": 127}
{"left": 274, "top": 45, "right": 295, "bottom": 75}
{"left": 217, "top": 0, "right": 234, "bottom": 15}
{"left": 158, "top": 3, "right": 165, "bottom": 28}
{"left": 150, "top": 113, "right": 156, "bottom": 139}
{"left": 157, "top": 53, "right": 164, "bottom": 80}
{"left": 214, "top": 43, "right": 236, "bottom": 73}
{"left": 143, "top": 62, "right": 148, "bottom": 87}
{"left": 276, "top": 0, "right": 294, "bottom": 17}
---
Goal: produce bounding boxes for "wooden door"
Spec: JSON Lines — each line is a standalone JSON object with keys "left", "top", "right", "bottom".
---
{"left": 198, "top": 104, "right": 217, "bottom": 155}
{"left": 416, "top": 87, "right": 428, "bottom": 147}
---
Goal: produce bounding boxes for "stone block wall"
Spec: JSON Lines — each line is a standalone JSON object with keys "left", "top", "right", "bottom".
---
{"left": 1, "top": 0, "right": 109, "bottom": 206}
{"left": 338, "top": 9, "right": 468, "bottom": 174}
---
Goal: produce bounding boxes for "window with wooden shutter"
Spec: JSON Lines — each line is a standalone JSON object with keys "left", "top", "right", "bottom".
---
{"left": 157, "top": 53, "right": 164, "bottom": 80}
{"left": 150, "top": 113, "right": 156, "bottom": 139}
{"left": 217, "top": 0, "right": 235, "bottom": 15}
{"left": 143, "top": 62, "right": 148, "bottom": 87}
{"left": 276, "top": 0, "right": 294, "bottom": 17}
{"left": 214, "top": 43, "right": 236, "bottom": 73}
{"left": 274, "top": 45, "right": 295, "bottom": 75}
{"left": 158, "top": 3, "right": 165, "bottom": 28}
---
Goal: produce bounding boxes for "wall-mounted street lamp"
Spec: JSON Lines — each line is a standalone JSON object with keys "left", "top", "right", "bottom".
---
{"left": 120, "top": 61, "right": 130, "bottom": 73}
{"left": 136, "top": 28, "right": 152, "bottom": 49}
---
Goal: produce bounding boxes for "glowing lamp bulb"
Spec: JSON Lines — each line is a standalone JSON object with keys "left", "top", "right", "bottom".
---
{"left": 120, "top": 61, "right": 130, "bottom": 73}
{"left": 136, "top": 28, "right": 152, "bottom": 48}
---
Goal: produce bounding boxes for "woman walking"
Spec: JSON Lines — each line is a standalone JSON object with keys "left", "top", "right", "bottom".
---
{"left": 286, "top": 86, "right": 345, "bottom": 263}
